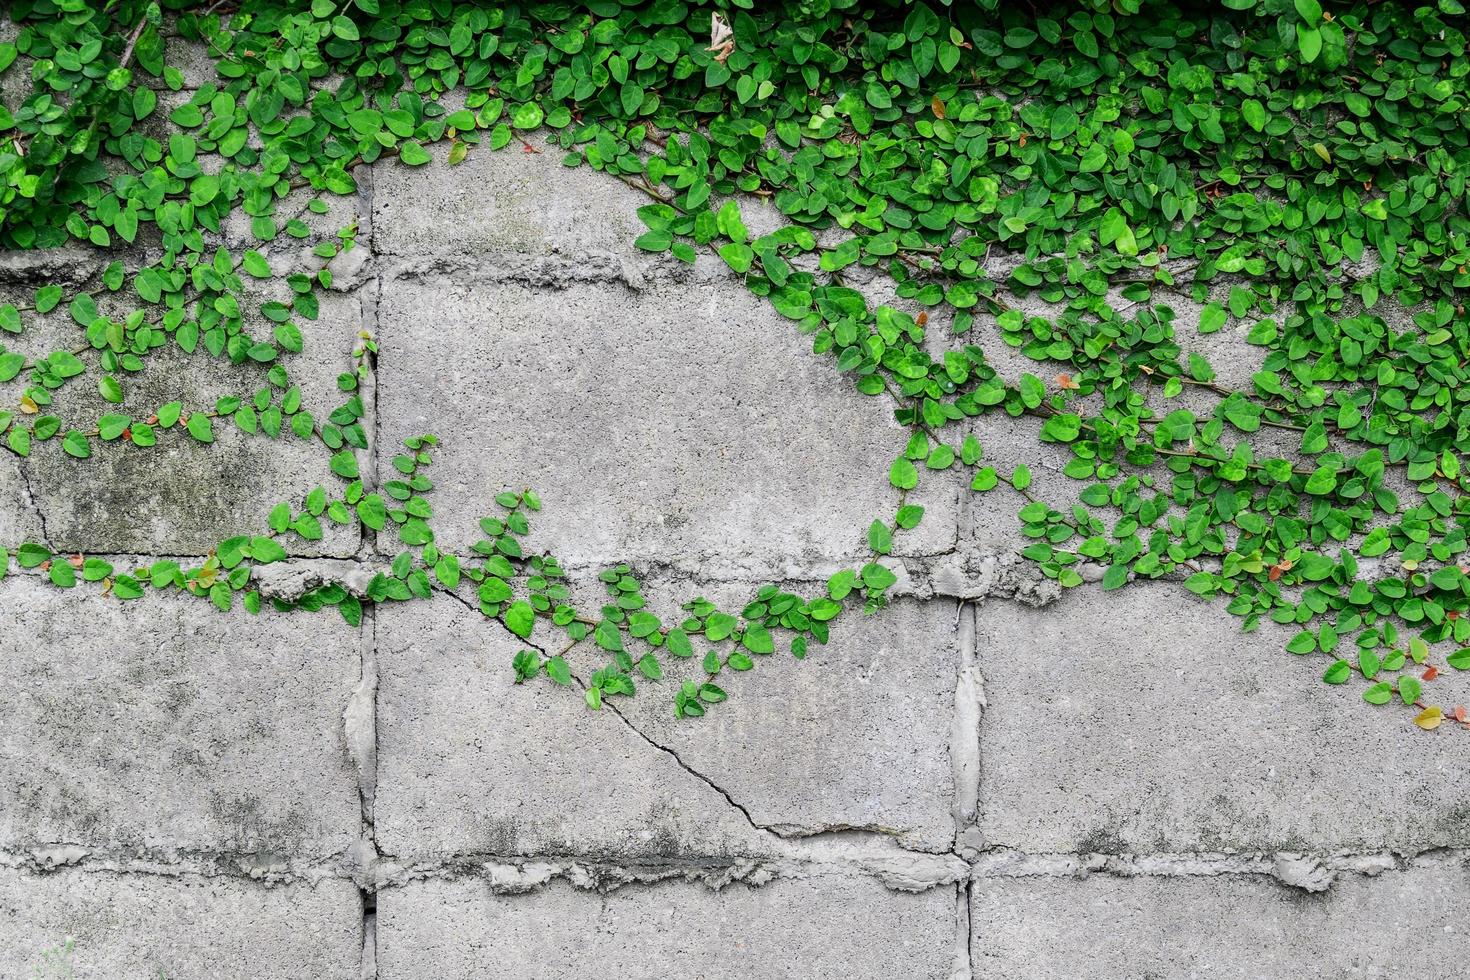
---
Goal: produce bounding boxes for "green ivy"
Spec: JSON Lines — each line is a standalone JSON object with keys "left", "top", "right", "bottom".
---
{"left": 2, "top": 0, "right": 1469, "bottom": 730}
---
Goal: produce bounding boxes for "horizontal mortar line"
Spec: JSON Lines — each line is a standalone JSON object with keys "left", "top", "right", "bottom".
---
{"left": 969, "top": 846, "right": 1470, "bottom": 880}
{"left": 7, "top": 846, "right": 1462, "bottom": 882}
{"left": 0, "top": 850, "right": 947, "bottom": 890}
{"left": 0, "top": 549, "right": 993, "bottom": 585}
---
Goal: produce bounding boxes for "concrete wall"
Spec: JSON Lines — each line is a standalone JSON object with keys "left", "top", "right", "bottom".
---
{"left": 2, "top": 140, "right": 1468, "bottom": 979}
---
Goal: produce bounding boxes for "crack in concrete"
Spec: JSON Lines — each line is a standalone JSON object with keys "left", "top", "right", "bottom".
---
{"left": 14, "top": 459, "right": 52, "bottom": 548}
{"left": 587, "top": 680, "right": 777, "bottom": 841}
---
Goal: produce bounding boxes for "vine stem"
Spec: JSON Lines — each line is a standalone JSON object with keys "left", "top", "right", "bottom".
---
{"left": 120, "top": 13, "right": 151, "bottom": 70}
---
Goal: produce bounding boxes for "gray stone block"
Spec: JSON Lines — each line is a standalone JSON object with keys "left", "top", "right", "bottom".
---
{"left": 969, "top": 859, "right": 1470, "bottom": 979}
{"left": 370, "top": 139, "right": 658, "bottom": 266}
{"left": 613, "top": 576, "right": 962, "bottom": 853}
{"left": 374, "top": 594, "right": 771, "bottom": 861}
{"left": 376, "top": 873, "right": 958, "bottom": 979}
{"left": 0, "top": 280, "right": 367, "bottom": 556}
{"left": 0, "top": 868, "right": 361, "bottom": 980}
{"left": 975, "top": 584, "right": 1470, "bottom": 853}
{"left": 0, "top": 576, "right": 363, "bottom": 857}
{"left": 373, "top": 274, "right": 956, "bottom": 574}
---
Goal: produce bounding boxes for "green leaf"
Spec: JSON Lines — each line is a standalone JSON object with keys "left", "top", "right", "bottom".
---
{"left": 398, "top": 140, "right": 432, "bottom": 165}
{"left": 1101, "top": 563, "right": 1129, "bottom": 591}
{"left": 742, "top": 626, "right": 774, "bottom": 654}
{"left": 1199, "top": 304, "right": 1227, "bottom": 334}
{"left": 503, "top": 600, "right": 535, "bottom": 638}
{"left": 61, "top": 430, "right": 91, "bottom": 459}
{"left": 251, "top": 536, "right": 287, "bottom": 564}
{"left": 868, "top": 520, "right": 893, "bottom": 554}
{"left": 889, "top": 457, "right": 918, "bottom": 490}
{"left": 1241, "top": 99, "right": 1266, "bottom": 132}
{"left": 1362, "top": 682, "right": 1393, "bottom": 705}
{"left": 545, "top": 656, "right": 572, "bottom": 686}
{"left": 1298, "top": 24, "right": 1322, "bottom": 63}
{"left": 186, "top": 413, "right": 214, "bottom": 444}
{"left": 1294, "top": 0, "right": 1322, "bottom": 22}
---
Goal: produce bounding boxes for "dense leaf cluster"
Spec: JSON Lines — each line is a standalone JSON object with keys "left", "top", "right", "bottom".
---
{"left": 1, "top": 0, "right": 1468, "bottom": 727}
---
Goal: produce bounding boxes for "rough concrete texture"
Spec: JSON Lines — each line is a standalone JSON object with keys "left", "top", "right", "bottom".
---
{"left": 976, "top": 586, "right": 1470, "bottom": 855}
{"left": 0, "top": 576, "right": 363, "bottom": 859}
{"left": 0, "top": 868, "right": 361, "bottom": 980}
{"left": 375, "top": 588, "right": 958, "bottom": 861}
{"left": 3, "top": 132, "right": 1468, "bottom": 978}
{"left": 376, "top": 874, "right": 959, "bottom": 980}
{"left": 373, "top": 262, "right": 955, "bottom": 571}
{"left": 0, "top": 273, "right": 369, "bottom": 557}
{"left": 969, "top": 856, "right": 1470, "bottom": 979}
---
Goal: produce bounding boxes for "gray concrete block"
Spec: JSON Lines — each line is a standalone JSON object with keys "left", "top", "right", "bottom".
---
{"left": 0, "top": 576, "right": 363, "bottom": 857}
{"left": 376, "top": 873, "right": 958, "bottom": 979}
{"left": 0, "top": 281, "right": 367, "bottom": 556}
{"left": 370, "top": 138, "right": 658, "bottom": 267}
{"left": 0, "top": 867, "right": 361, "bottom": 980}
{"left": 374, "top": 274, "right": 957, "bottom": 573}
{"left": 374, "top": 595, "right": 772, "bottom": 860}
{"left": 975, "top": 584, "right": 1470, "bottom": 853}
{"left": 613, "top": 576, "right": 962, "bottom": 853}
{"left": 969, "top": 859, "right": 1470, "bottom": 980}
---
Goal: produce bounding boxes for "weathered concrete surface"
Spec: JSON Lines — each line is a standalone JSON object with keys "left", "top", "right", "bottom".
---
{"left": 0, "top": 279, "right": 369, "bottom": 557}
{"left": 0, "top": 868, "right": 361, "bottom": 980}
{"left": 374, "top": 275, "right": 955, "bottom": 574}
{"left": 371, "top": 140, "right": 657, "bottom": 268}
{"left": 376, "top": 874, "right": 958, "bottom": 979}
{"left": 0, "top": 576, "right": 363, "bottom": 857}
{"left": 611, "top": 576, "right": 962, "bottom": 853}
{"left": 371, "top": 145, "right": 956, "bottom": 574}
{"left": 3, "top": 117, "right": 1465, "bottom": 980}
{"left": 376, "top": 584, "right": 961, "bottom": 860}
{"left": 374, "top": 594, "right": 772, "bottom": 861}
{"left": 969, "top": 857, "right": 1470, "bottom": 979}
{"left": 976, "top": 584, "right": 1470, "bottom": 854}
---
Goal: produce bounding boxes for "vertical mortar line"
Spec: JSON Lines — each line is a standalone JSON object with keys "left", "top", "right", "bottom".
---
{"left": 356, "top": 163, "right": 381, "bottom": 980}
{"left": 351, "top": 602, "right": 380, "bottom": 980}
{"left": 356, "top": 164, "right": 384, "bottom": 529}
{"left": 949, "top": 600, "right": 983, "bottom": 855}
{"left": 949, "top": 879, "right": 974, "bottom": 980}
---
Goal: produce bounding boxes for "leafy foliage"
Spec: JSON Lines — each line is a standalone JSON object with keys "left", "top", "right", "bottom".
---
{"left": 2, "top": 0, "right": 1469, "bottom": 729}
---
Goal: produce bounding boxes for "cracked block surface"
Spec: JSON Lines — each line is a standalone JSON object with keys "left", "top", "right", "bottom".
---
{"left": 614, "top": 579, "right": 961, "bottom": 853}
{"left": 0, "top": 577, "right": 363, "bottom": 856}
{"left": 969, "top": 859, "right": 1470, "bottom": 979}
{"left": 976, "top": 584, "right": 1470, "bottom": 853}
{"left": 375, "top": 587, "right": 960, "bottom": 859}
{"left": 376, "top": 874, "right": 957, "bottom": 979}
{"left": 0, "top": 868, "right": 361, "bottom": 980}
{"left": 374, "top": 595, "right": 771, "bottom": 860}
{"left": 374, "top": 274, "right": 955, "bottom": 573}
{"left": 0, "top": 282, "right": 367, "bottom": 557}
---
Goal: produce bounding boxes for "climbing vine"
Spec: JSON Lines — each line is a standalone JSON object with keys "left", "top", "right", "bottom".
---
{"left": 2, "top": 0, "right": 1469, "bottom": 730}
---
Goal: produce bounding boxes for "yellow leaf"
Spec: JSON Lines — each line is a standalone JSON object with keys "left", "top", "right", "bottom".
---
{"left": 931, "top": 96, "right": 946, "bottom": 120}
{"left": 1413, "top": 706, "right": 1443, "bottom": 731}
{"left": 19, "top": 394, "right": 37, "bottom": 414}
{"left": 1312, "top": 142, "right": 1332, "bottom": 164}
